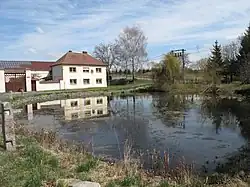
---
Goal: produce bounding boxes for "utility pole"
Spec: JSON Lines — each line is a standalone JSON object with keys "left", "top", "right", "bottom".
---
{"left": 170, "top": 49, "right": 186, "bottom": 83}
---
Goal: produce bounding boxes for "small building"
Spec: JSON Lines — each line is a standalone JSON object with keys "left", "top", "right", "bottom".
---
{"left": 0, "top": 50, "right": 107, "bottom": 92}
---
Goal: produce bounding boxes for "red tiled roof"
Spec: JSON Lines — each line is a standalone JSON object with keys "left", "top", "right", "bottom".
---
{"left": 52, "top": 51, "right": 106, "bottom": 67}
{"left": 20, "top": 61, "right": 55, "bottom": 71}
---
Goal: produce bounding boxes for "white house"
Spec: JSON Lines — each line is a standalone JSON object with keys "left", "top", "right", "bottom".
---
{"left": 50, "top": 50, "right": 107, "bottom": 90}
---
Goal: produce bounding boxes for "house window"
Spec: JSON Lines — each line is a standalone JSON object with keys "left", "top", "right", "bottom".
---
{"left": 85, "top": 111, "right": 91, "bottom": 117}
{"left": 69, "top": 67, "right": 76, "bottom": 72}
{"left": 97, "top": 98, "right": 103, "bottom": 104}
{"left": 71, "top": 112, "right": 78, "bottom": 119}
{"left": 83, "top": 79, "right": 90, "bottom": 84}
{"left": 70, "top": 79, "right": 77, "bottom": 85}
{"left": 83, "top": 69, "right": 89, "bottom": 73}
{"left": 84, "top": 99, "right": 91, "bottom": 105}
{"left": 96, "top": 79, "right": 102, "bottom": 84}
{"left": 96, "top": 68, "right": 102, "bottom": 73}
{"left": 97, "top": 109, "right": 103, "bottom": 115}
{"left": 70, "top": 101, "right": 78, "bottom": 107}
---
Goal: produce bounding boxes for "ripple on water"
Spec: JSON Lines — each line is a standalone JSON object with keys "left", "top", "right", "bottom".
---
{"left": 192, "top": 133, "right": 203, "bottom": 136}
{"left": 215, "top": 144, "right": 229, "bottom": 149}
{"left": 173, "top": 131, "right": 186, "bottom": 134}
{"left": 202, "top": 137, "right": 216, "bottom": 141}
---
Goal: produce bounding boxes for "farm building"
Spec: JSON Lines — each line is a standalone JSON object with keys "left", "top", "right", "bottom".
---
{"left": 0, "top": 50, "right": 107, "bottom": 92}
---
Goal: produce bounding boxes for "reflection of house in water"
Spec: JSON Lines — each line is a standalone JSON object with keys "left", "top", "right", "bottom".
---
{"left": 62, "top": 97, "right": 109, "bottom": 120}
{"left": 25, "top": 96, "right": 109, "bottom": 121}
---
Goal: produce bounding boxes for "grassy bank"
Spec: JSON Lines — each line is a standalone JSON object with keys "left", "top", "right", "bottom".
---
{"left": 147, "top": 82, "right": 250, "bottom": 96}
{"left": 4, "top": 79, "right": 250, "bottom": 109}
{"left": 6, "top": 80, "right": 152, "bottom": 108}
{"left": 1, "top": 126, "right": 249, "bottom": 187}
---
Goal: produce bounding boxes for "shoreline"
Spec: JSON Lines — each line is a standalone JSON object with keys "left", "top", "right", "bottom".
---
{"left": 1, "top": 125, "right": 249, "bottom": 187}
{"left": 1, "top": 80, "right": 250, "bottom": 108}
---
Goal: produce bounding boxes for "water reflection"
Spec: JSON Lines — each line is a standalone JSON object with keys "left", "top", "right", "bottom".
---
{"left": 15, "top": 94, "right": 250, "bottom": 173}
{"left": 200, "top": 96, "right": 250, "bottom": 174}
{"left": 23, "top": 96, "right": 109, "bottom": 121}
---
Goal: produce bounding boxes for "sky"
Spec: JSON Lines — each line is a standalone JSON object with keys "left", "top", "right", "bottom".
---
{"left": 0, "top": 0, "right": 250, "bottom": 64}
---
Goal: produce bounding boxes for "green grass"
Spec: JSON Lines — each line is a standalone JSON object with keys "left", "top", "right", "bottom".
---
{"left": 158, "top": 181, "right": 170, "bottom": 187}
{"left": 105, "top": 175, "right": 142, "bottom": 187}
{"left": 76, "top": 158, "right": 98, "bottom": 173}
{"left": 0, "top": 136, "right": 90, "bottom": 187}
{"left": 0, "top": 137, "right": 63, "bottom": 187}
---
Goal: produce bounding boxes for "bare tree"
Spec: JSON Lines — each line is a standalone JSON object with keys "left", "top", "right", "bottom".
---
{"left": 93, "top": 43, "right": 118, "bottom": 85}
{"left": 193, "top": 58, "right": 209, "bottom": 71}
{"left": 222, "top": 40, "right": 240, "bottom": 61}
{"left": 221, "top": 38, "right": 241, "bottom": 82}
{"left": 115, "top": 25, "right": 148, "bottom": 82}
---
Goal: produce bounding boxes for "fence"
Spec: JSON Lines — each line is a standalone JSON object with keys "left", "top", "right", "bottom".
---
{"left": 0, "top": 102, "right": 16, "bottom": 151}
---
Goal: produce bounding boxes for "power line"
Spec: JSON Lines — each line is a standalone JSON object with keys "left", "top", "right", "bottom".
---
{"left": 148, "top": 48, "right": 211, "bottom": 62}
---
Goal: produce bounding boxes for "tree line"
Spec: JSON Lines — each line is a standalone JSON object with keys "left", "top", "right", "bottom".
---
{"left": 152, "top": 23, "right": 250, "bottom": 91}
{"left": 196, "top": 23, "right": 250, "bottom": 85}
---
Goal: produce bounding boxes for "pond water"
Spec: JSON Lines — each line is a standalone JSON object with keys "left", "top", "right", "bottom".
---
{"left": 15, "top": 93, "right": 250, "bottom": 173}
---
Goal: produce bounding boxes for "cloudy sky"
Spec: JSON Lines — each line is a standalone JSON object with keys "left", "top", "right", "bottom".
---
{"left": 0, "top": 0, "right": 250, "bottom": 62}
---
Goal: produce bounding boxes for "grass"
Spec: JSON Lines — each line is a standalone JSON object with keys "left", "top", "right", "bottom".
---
{"left": 0, "top": 137, "right": 61, "bottom": 187}
{"left": 0, "top": 125, "right": 249, "bottom": 187}
{"left": 76, "top": 158, "right": 98, "bottom": 173}
{"left": 158, "top": 181, "right": 170, "bottom": 187}
{"left": 150, "top": 80, "right": 250, "bottom": 96}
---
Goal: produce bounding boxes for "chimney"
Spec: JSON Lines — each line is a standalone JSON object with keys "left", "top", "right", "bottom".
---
{"left": 82, "top": 51, "right": 87, "bottom": 54}
{"left": 68, "top": 50, "right": 72, "bottom": 52}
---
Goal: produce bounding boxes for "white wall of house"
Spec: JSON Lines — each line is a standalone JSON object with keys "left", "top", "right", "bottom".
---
{"left": 36, "top": 80, "right": 64, "bottom": 91}
{"left": 25, "top": 70, "right": 32, "bottom": 92}
{"left": 0, "top": 70, "right": 5, "bottom": 93}
{"left": 31, "top": 70, "right": 49, "bottom": 79}
{"left": 54, "top": 65, "right": 107, "bottom": 90}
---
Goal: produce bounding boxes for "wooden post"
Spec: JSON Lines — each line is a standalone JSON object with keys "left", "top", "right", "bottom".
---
{"left": 1, "top": 102, "right": 16, "bottom": 151}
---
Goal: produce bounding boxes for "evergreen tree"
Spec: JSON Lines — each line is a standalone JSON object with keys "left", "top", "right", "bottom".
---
{"left": 238, "top": 24, "right": 250, "bottom": 62}
{"left": 207, "top": 40, "right": 223, "bottom": 85}
{"left": 238, "top": 24, "right": 250, "bottom": 83}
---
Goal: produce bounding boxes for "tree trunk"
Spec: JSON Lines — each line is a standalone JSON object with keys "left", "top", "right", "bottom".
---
{"left": 132, "top": 58, "right": 135, "bottom": 83}
{"left": 125, "top": 61, "right": 128, "bottom": 79}
{"left": 230, "top": 73, "right": 233, "bottom": 83}
{"left": 107, "top": 69, "right": 110, "bottom": 86}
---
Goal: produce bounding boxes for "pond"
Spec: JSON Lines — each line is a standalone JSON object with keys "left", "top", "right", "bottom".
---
{"left": 15, "top": 93, "right": 250, "bottom": 174}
